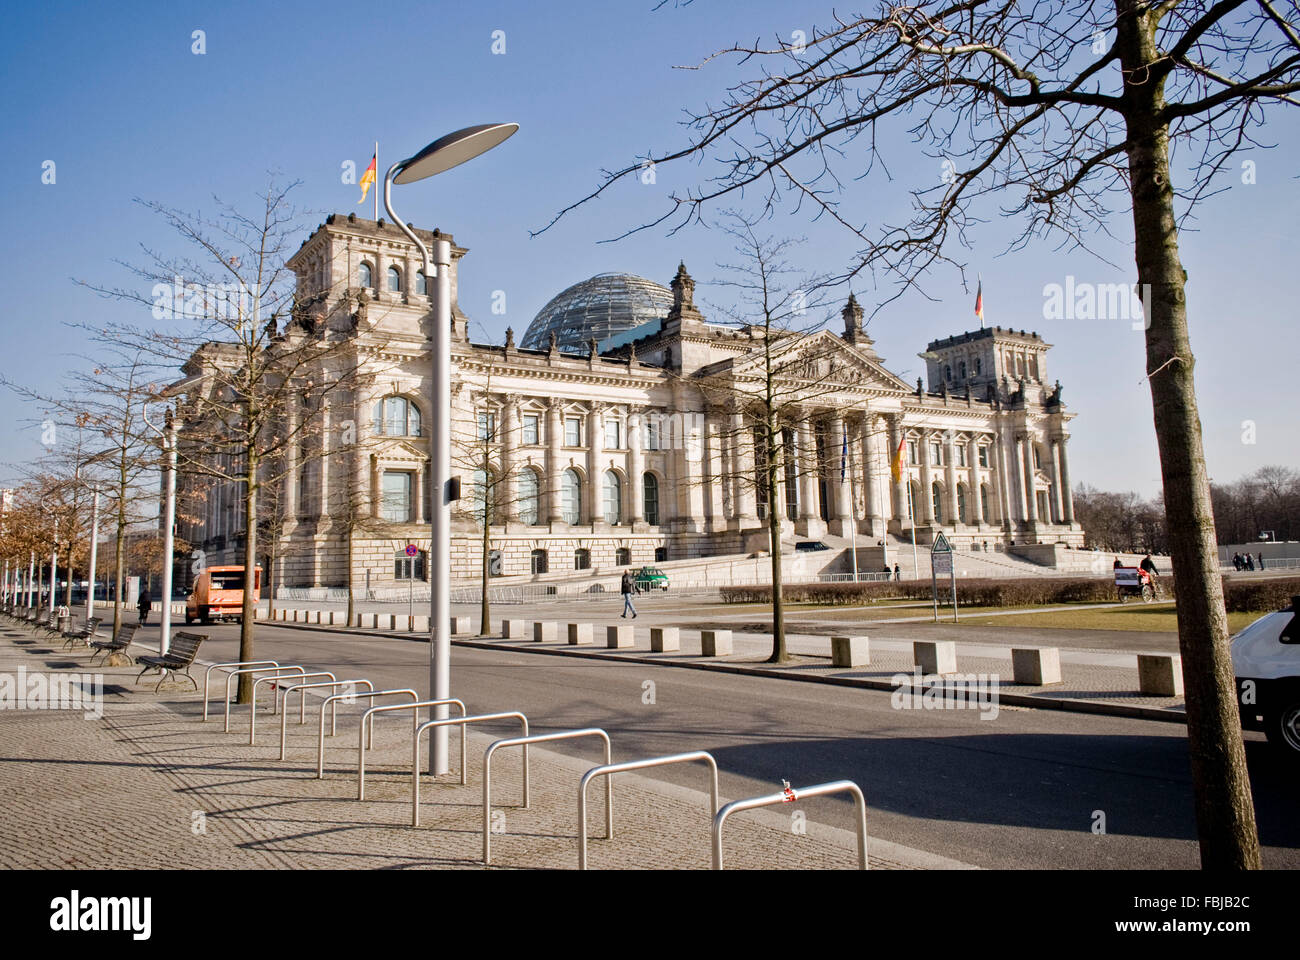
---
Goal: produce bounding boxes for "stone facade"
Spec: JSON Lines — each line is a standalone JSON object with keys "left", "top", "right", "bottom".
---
{"left": 174, "top": 214, "right": 1083, "bottom": 592}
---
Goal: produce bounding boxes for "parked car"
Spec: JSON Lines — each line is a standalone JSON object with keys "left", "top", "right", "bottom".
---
{"left": 1231, "top": 596, "right": 1300, "bottom": 757}
{"left": 633, "top": 566, "right": 669, "bottom": 592}
{"left": 795, "top": 541, "right": 830, "bottom": 552}
{"left": 185, "top": 566, "right": 262, "bottom": 624}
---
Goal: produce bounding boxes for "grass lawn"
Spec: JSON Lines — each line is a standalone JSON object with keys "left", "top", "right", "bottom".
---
{"left": 955, "top": 605, "right": 1263, "bottom": 633}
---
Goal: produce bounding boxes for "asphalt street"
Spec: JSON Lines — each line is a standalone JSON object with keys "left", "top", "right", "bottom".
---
{"left": 129, "top": 617, "right": 1299, "bottom": 870}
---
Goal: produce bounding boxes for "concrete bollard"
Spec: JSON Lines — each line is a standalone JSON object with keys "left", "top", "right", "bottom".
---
{"left": 411, "top": 615, "right": 429, "bottom": 633}
{"left": 700, "top": 630, "right": 733, "bottom": 657}
{"left": 567, "top": 623, "right": 593, "bottom": 646}
{"left": 502, "top": 619, "right": 525, "bottom": 639}
{"left": 449, "top": 616, "right": 468, "bottom": 635}
{"left": 1011, "top": 647, "right": 1062, "bottom": 685}
{"left": 650, "top": 627, "right": 680, "bottom": 652}
{"left": 913, "top": 640, "right": 957, "bottom": 675}
{"left": 532, "top": 621, "right": 557, "bottom": 643}
{"left": 606, "top": 624, "right": 635, "bottom": 649}
{"left": 1138, "top": 654, "right": 1184, "bottom": 696}
{"left": 831, "top": 635, "right": 870, "bottom": 667}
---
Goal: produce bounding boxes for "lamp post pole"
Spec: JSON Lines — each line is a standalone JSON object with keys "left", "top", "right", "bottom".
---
{"left": 157, "top": 408, "right": 178, "bottom": 655}
{"left": 382, "top": 122, "right": 518, "bottom": 776}
{"left": 86, "top": 489, "right": 100, "bottom": 621}
{"left": 48, "top": 517, "right": 58, "bottom": 618}
{"left": 27, "top": 550, "right": 35, "bottom": 608}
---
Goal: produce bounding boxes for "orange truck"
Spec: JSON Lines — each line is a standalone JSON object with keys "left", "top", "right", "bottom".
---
{"left": 185, "top": 566, "right": 262, "bottom": 624}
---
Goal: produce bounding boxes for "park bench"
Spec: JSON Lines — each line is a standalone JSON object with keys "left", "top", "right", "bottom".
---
{"left": 135, "top": 631, "right": 207, "bottom": 692}
{"left": 89, "top": 622, "right": 136, "bottom": 665}
{"left": 61, "top": 617, "right": 102, "bottom": 651}
{"left": 35, "top": 612, "right": 61, "bottom": 638}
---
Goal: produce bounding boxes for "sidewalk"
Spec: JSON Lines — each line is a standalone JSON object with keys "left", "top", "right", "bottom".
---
{"left": 0, "top": 624, "right": 970, "bottom": 870}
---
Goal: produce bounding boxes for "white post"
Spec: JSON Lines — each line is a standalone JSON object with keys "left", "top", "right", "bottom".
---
{"left": 49, "top": 518, "right": 58, "bottom": 617}
{"left": 27, "top": 551, "right": 35, "bottom": 608}
{"left": 430, "top": 236, "right": 452, "bottom": 775}
{"left": 86, "top": 490, "right": 100, "bottom": 621}
{"left": 909, "top": 484, "right": 918, "bottom": 579}
{"left": 159, "top": 411, "right": 178, "bottom": 655}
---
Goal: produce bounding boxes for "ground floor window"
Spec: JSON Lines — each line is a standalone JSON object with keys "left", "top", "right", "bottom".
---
{"left": 530, "top": 549, "right": 548, "bottom": 574}
{"left": 615, "top": 547, "right": 630, "bottom": 566}
{"left": 654, "top": 547, "right": 667, "bottom": 562}
{"left": 575, "top": 548, "right": 591, "bottom": 570}
{"left": 393, "top": 549, "right": 427, "bottom": 580}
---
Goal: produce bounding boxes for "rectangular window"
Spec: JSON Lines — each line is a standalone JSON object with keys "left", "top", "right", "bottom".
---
{"left": 907, "top": 440, "right": 919, "bottom": 466}
{"left": 957, "top": 445, "right": 967, "bottom": 468}
{"left": 645, "top": 418, "right": 660, "bottom": 450}
{"left": 477, "top": 411, "right": 495, "bottom": 441}
{"left": 565, "top": 416, "right": 581, "bottom": 447}
{"left": 522, "top": 414, "right": 539, "bottom": 446}
{"left": 978, "top": 446, "right": 989, "bottom": 468}
{"left": 381, "top": 471, "right": 412, "bottom": 523}
{"left": 931, "top": 441, "right": 943, "bottom": 466}
{"left": 604, "top": 418, "right": 621, "bottom": 450}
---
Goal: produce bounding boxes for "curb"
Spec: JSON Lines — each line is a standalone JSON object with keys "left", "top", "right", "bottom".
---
{"left": 251, "top": 618, "right": 1190, "bottom": 726}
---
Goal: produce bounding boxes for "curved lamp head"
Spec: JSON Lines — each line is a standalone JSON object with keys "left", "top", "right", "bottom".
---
{"left": 393, "top": 122, "right": 519, "bottom": 184}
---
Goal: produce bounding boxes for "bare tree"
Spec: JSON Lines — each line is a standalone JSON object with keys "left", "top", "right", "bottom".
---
{"left": 542, "top": 0, "right": 1297, "bottom": 868}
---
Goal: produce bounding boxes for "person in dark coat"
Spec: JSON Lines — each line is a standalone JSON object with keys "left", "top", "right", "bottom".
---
{"left": 137, "top": 592, "right": 153, "bottom": 624}
{"left": 1258, "top": 553, "right": 1266, "bottom": 571}
{"left": 893, "top": 563, "right": 901, "bottom": 581}
{"left": 620, "top": 570, "right": 637, "bottom": 619}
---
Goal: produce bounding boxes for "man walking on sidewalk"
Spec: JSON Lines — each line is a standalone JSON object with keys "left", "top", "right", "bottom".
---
{"left": 620, "top": 569, "right": 637, "bottom": 619}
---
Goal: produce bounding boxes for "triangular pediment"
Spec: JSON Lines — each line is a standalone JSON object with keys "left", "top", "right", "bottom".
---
{"left": 694, "top": 329, "right": 912, "bottom": 395}
{"left": 374, "top": 438, "right": 429, "bottom": 462}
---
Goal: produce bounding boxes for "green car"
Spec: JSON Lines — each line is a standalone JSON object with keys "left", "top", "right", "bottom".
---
{"left": 634, "top": 566, "right": 669, "bottom": 592}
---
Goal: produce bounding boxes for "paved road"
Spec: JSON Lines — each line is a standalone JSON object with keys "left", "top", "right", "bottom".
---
{"left": 132, "top": 619, "right": 1299, "bottom": 869}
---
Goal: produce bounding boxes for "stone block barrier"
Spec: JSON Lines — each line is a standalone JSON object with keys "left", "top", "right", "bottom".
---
{"left": 449, "top": 616, "right": 469, "bottom": 635}
{"left": 502, "top": 619, "right": 525, "bottom": 639}
{"left": 606, "top": 624, "right": 634, "bottom": 649}
{"left": 913, "top": 640, "right": 957, "bottom": 675}
{"left": 1137, "top": 654, "right": 1183, "bottom": 696}
{"left": 650, "top": 627, "right": 679, "bottom": 652}
{"left": 1011, "top": 647, "right": 1062, "bottom": 685}
{"left": 700, "top": 630, "right": 732, "bottom": 657}
{"left": 532, "top": 621, "right": 557, "bottom": 643}
{"left": 567, "top": 623, "right": 593, "bottom": 646}
{"left": 830, "top": 635, "right": 870, "bottom": 667}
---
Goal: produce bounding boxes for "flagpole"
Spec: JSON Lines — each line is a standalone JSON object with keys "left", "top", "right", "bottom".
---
{"left": 909, "top": 482, "right": 919, "bottom": 580}
{"left": 847, "top": 425, "right": 857, "bottom": 583}
{"left": 374, "top": 141, "right": 379, "bottom": 221}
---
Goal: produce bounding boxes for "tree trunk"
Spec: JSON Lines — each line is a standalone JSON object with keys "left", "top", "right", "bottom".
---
{"left": 1119, "top": 0, "right": 1260, "bottom": 869}
{"left": 112, "top": 512, "right": 125, "bottom": 637}
{"left": 237, "top": 455, "right": 259, "bottom": 704}
{"left": 345, "top": 521, "right": 354, "bottom": 629}
{"left": 479, "top": 508, "right": 491, "bottom": 636}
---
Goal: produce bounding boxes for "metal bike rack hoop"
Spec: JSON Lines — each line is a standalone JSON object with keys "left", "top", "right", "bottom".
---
{"left": 203, "top": 660, "right": 279, "bottom": 721}
{"left": 250, "top": 671, "right": 336, "bottom": 744}
{"left": 711, "top": 779, "right": 868, "bottom": 870}
{"left": 411, "top": 712, "right": 528, "bottom": 826}
{"left": 276, "top": 679, "right": 374, "bottom": 759}
{"left": 356, "top": 699, "right": 466, "bottom": 800}
{"left": 224, "top": 665, "right": 307, "bottom": 732}
{"left": 316, "top": 688, "right": 418, "bottom": 778}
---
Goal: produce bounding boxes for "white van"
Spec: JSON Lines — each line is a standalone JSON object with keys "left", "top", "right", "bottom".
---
{"left": 1231, "top": 597, "right": 1300, "bottom": 757}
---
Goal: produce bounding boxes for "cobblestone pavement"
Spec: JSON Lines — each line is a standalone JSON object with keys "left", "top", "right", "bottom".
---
{"left": 0, "top": 623, "right": 969, "bottom": 870}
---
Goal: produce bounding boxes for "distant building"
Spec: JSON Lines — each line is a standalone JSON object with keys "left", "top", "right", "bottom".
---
{"left": 173, "top": 214, "right": 1082, "bottom": 591}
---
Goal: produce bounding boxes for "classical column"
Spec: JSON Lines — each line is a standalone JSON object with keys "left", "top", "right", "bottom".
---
{"left": 1019, "top": 434, "right": 1038, "bottom": 524}
{"left": 285, "top": 393, "right": 300, "bottom": 519}
{"left": 588, "top": 403, "right": 605, "bottom": 524}
{"left": 797, "top": 418, "right": 817, "bottom": 522}
{"left": 319, "top": 396, "right": 331, "bottom": 516}
{"left": 705, "top": 413, "right": 725, "bottom": 530}
{"left": 732, "top": 409, "right": 757, "bottom": 524}
{"left": 968, "top": 439, "right": 984, "bottom": 526}
{"left": 546, "top": 399, "right": 563, "bottom": 524}
{"left": 1048, "top": 437, "right": 1064, "bottom": 524}
{"left": 502, "top": 396, "right": 519, "bottom": 523}
{"left": 415, "top": 464, "right": 426, "bottom": 525}
{"left": 369, "top": 454, "right": 379, "bottom": 519}
{"left": 919, "top": 430, "right": 935, "bottom": 525}
{"left": 943, "top": 431, "right": 959, "bottom": 527}
{"left": 862, "top": 416, "right": 882, "bottom": 536}
{"left": 827, "top": 413, "right": 853, "bottom": 537}
{"left": 887, "top": 414, "right": 907, "bottom": 529}
{"left": 628, "top": 409, "right": 645, "bottom": 524}
{"left": 1057, "top": 436, "right": 1075, "bottom": 524}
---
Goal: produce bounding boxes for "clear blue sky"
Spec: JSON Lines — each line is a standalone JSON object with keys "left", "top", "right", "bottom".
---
{"left": 2, "top": 0, "right": 1296, "bottom": 497}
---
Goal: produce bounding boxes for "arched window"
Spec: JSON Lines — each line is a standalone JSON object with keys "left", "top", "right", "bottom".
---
{"left": 518, "top": 470, "right": 539, "bottom": 525}
{"left": 642, "top": 473, "right": 660, "bottom": 526}
{"left": 561, "top": 469, "right": 581, "bottom": 524}
{"left": 416, "top": 271, "right": 428, "bottom": 295}
{"left": 530, "top": 549, "right": 548, "bottom": 575}
{"left": 615, "top": 547, "right": 630, "bottom": 566}
{"left": 387, "top": 265, "right": 402, "bottom": 292}
{"left": 359, "top": 261, "right": 374, "bottom": 289}
{"left": 932, "top": 481, "right": 944, "bottom": 524}
{"left": 574, "top": 548, "right": 591, "bottom": 570}
{"left": 373, "top": 396, "right": 422, "bottom": 437}
{"left": 602, "top": 471, "right": 622, "bottom": 524}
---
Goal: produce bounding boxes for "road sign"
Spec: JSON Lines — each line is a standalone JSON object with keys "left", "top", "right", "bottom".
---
{"left": 931, "top": 532, "right": 952, "bottom": 554}
{"left": 405, "top": 544, "right": 418, "bottom": 557}
{"left": 930, "top": 534, "right": 958, "bottom": 623}
{"left": 932, "top": 552, "right": 953, "bottom": 576}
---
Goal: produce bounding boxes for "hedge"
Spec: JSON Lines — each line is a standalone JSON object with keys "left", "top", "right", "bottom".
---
{"left": 719, "top": 575, "right": 1300, "bottom": 612}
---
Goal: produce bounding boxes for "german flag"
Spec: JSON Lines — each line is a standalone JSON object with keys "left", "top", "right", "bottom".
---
{"left": 358, "top": 153, "right": 377, "bottom": 205}
{"left": 890, "top": 434, "right": 905, "bottom": 483}
{"left": 974, "top": 277, "right": 984, "bottom": 326}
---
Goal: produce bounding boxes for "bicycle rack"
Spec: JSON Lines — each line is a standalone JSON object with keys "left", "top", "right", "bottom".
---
{"left": 577, "top": 750, "right": 719, "bottom": 870}
{"left": 276, "top": 679, "right": 374, "bottom": 759}
{"left": 711, "top": 780, "right": 868, "bottom": 870}
{"left": 412, "top": 712, "right": 528, "bottom": 826}
{"left": 224, "top": 666, "right": 307, "bottom": 732}
{"left": 356, "top": 699, "right": 466, "bottom": 800}
{"left": 316, "top": 688, "right": 418, "bottom": 778}
{"left": 482, "top": 728, "right": 611, "bottom": 865}
{"left": 203, "top": 660, "right": 279, "bottom": 720}
{"left": 250, "top": 672, "right": 336, "bottom": 744}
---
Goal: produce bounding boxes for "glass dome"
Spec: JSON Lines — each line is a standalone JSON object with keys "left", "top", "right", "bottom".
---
{"left": 520, "top": 272, "right": 673, "bottom": 353}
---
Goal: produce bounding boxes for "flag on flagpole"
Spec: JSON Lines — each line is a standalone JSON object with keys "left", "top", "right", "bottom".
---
{"left": 358, "top": 152, "right": 377, "bottom": 206}
{"left": 974, "top": 275, "right": 984, "bottom": 327}
{"left": 890, "top": 434, "right": 905, "bottom": 483}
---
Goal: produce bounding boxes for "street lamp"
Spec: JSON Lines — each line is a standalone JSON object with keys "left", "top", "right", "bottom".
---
{"left": 144, "top": 399, "right": 182, "bottom": 656}
{"left": 383, "top": 122, "right": 518, "bottom": 776}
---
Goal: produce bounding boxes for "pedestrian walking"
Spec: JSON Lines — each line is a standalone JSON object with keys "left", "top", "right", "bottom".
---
{"left": 1232, "top": 552, "right": 1242, "bottom": 571}
{"left": 620, "top": 569, "right": 637, "bottom": 619}
{"left": 1258, "top": 553, "right": 1265, "bottom": 571}
{"left": 1246, "top": 554, "right": 1255, "bottom": 571}
{"left": 893, "top": 563, "right": 901, "bottom": 581}
{"left": 137, "top": 591, "right": 152, "bottom": 625}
